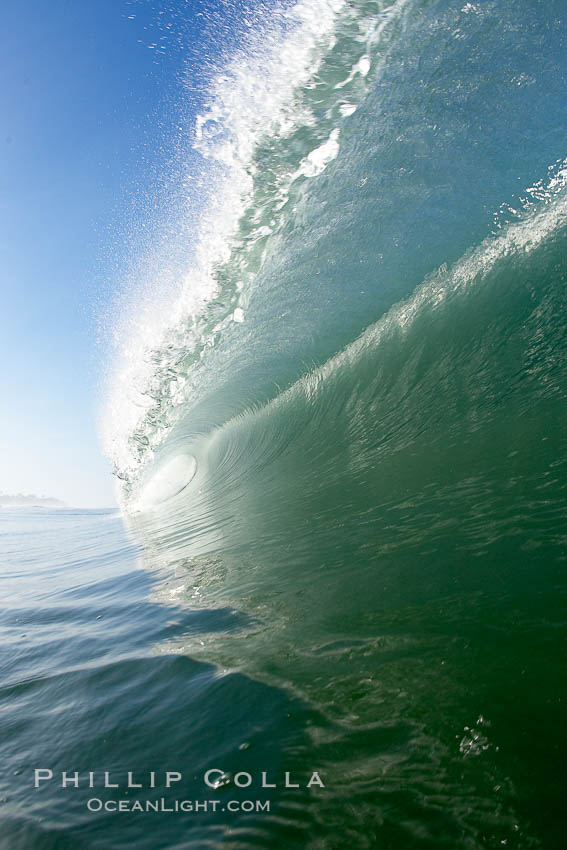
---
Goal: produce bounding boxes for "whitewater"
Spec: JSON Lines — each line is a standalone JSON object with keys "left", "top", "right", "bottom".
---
{"left": 103, "top": 0, "right": 417, "bottom": 501}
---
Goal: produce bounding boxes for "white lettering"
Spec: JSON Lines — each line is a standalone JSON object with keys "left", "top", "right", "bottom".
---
{"left": 307, "top": 771, "right": 325, "bottom": 788}
{"left": 34, "top": 769, "right": 53, "bottom": 788}
{"left": 165, "top": 772, "right": 182, "bottom": 788}
{"left": 62, "top": 772, "right": 79, "bottom": 788}
{"left": 127, "top": 772, "right": 142, "bottom": 788}
{"left": 261, "top": 772, "right": 276, "bottom": 788}
{"left": 285, "top": 772, "right": 299, "bottom": 788}
{"left": 204, "top": 769, "right": 224, "bottom": 788}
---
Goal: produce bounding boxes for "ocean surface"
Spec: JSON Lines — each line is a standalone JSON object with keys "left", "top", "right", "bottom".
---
{"left": 3, "top": 0, "right": 567, "bottom": 846}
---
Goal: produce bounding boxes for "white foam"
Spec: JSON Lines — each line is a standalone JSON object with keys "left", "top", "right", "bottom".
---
{"left": 103, "top": 0, "right": 348, "bottom": 499}
{"left": 295, "top": 128, "right": 341, "bottom": 178}
{"left": 334, "top": 52, "right": 371, "bottom": 88}
{"left": 339, "top": 103, "right": 357, "bottom": 117}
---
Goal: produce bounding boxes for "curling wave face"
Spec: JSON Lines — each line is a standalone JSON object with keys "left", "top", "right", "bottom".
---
{"left": 105, "top": 0, "right": 567, "bottom": 845}
{"left": 104, "top": 0, "right": 419, "bottom": 500}
{"left": 127, "top": 190, "right": 567, "bottom": 846}
{"left": 105, "top": 0, "right": 567, "bottom": 510}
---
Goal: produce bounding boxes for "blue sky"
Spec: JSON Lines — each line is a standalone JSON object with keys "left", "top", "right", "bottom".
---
{"left": 0, "top": 0, "right": 231, "bottom": 507}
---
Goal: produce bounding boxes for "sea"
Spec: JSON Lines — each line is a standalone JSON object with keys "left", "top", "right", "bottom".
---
{"left": 2, "top": 0, "right": 567, "bottom": 847}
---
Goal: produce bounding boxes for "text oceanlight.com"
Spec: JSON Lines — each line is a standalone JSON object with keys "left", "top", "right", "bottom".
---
{"left": 33, "top": 769, "right": 325, "bottom": 815}
{"left": 86, "top": 798, "right": 271, "bottom": 814}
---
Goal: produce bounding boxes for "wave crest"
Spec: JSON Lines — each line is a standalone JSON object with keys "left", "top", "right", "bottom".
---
{"left": 103, "top": 0, "right": 415, "bottom": 502}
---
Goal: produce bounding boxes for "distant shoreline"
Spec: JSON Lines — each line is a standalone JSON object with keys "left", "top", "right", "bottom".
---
{"left": 0, "top": 494, "right": 67, "bottom": 509}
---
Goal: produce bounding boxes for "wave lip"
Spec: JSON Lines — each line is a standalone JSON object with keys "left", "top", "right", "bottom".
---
{"left": 103, "top": 0, "right": 414, "bottom": 505}
{"left": 103, "top": 0, "right": 349, "bottom": 498}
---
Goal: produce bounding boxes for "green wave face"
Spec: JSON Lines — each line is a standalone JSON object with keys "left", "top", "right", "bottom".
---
{"left": 111, "top": 0, "right": 567, "bottom": 845}
{"left": 131, "top": 193, "right": 567, "bottom": 846}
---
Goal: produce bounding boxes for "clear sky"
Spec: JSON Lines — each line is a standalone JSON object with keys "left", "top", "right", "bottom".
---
{"left": 0, "top": 0, "right": 235, "bottom": 507}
